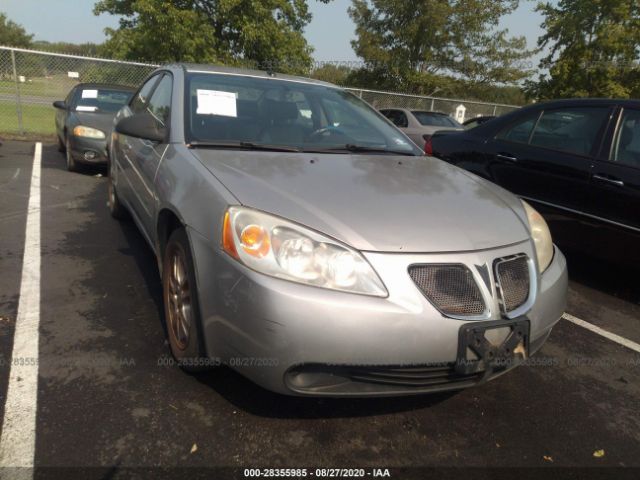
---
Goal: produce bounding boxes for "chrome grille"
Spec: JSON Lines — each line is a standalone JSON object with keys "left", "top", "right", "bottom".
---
{"left": 409, "top": 264, "right": 486, "bottom": 316}
{"left": 495, "top": 255, "right": 530, "bottom": 313}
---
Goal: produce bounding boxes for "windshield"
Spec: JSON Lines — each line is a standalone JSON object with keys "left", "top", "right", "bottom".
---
{"left": 185, "top": 73, "right": 421, "bottom": 155}
{"left": 74, "top": 88, "right": 133, "bottom": 113}
{"left": 412, "top": 111, "right": 460, "bottom": 128}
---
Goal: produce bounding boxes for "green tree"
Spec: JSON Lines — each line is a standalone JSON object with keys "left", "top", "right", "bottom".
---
{"left": 310, "top": 63, "right": 354, "bottom": 85}
{"left": 529, "top": 0, "right": 640, "bottom": 99}
{"left": 348, "top": 0, "right": 533, "bottom": 94}
{"left": 0, "top": 12, "right": 33, "bottom": 47}
{"left": 94, "top": 0, "right": 331, "bottom": 74}
{"left": 32, "top": 41, "right": 102, "bottom": 57}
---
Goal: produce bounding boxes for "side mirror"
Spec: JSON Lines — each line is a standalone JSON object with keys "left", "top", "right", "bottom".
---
{"left": 115, "top": 113, "right": 166, "bottom": 143}
{"left": 53, "top": 100, "right": 67, "bottom": 110}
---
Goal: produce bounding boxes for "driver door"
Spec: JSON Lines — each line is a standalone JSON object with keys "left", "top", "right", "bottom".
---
{"left": 125, "top": 73, "right": 173, "bottom": 240}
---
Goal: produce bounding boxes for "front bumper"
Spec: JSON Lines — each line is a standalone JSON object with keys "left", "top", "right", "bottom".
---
{"left": 68, "top": 135, "right": 108, "bottom": 164}
{"left": 190, "top": 229, "right": 567, "bottom": 396}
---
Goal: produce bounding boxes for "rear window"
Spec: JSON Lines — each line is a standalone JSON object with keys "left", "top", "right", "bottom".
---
{"left": 73, "top": 88, "right": 133, "bottom": 113}
{"left": 412, "top": 111, "right": 460, "bottom": 127}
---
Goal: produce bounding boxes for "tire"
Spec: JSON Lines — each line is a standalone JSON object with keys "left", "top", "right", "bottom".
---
{"left": 162, "top": 228, "right": 210, "bottom": 372}
{"left": 57, "top": 135, "right": 65, "bottom": 153}
{"left": 65, "top": 137, "right": 79, "bottom": 172}
{"left": 107, "top": 160, "right": 127, "bottom": 220}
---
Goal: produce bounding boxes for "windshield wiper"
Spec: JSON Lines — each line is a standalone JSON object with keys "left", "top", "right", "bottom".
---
{"left": 305, "top": 144, "right": 417, "bottom": 156}
{"left": 188, "top": 141, "right": 302, "bottom": 153}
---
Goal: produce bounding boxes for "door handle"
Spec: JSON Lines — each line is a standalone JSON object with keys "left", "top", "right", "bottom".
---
{"left": 496, "top": 153, "right": 518, "bottom": 162}
{"left": 593, "top": 174, "right": 625, "bottom": 187}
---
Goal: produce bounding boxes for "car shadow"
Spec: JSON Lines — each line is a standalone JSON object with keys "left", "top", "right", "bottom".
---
{"left": 42, "top": 143, "right": 107, "bottom": 176}
{"left": 192, "top": 368, "right": 458, "bottom": 418}
{"left": 116, "top": 218, "right": 166, "bottom": 329}
{"left": 55, "top": 143, "right": 515, "bottom": 419}
{"left": 115, "top": 215, "right": 459, "bottom": 418}
{"left": 116, "top": 220, "right": 458, "bottom": 418}
{"left": 102, "top": 191, "right": 637, "bottom": 419}
{"left": 563, "top": 248, "right": 640, "bottom": 305}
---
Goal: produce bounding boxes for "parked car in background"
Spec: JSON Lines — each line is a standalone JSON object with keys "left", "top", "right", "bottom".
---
{"left": 431, "top": 98, "right": 640, "bottom": 263}
{"left": 53, "top": 83, "right": 134, "bottom": 172}
{"left": 107, "top": 64, "right": 567, "bottom": 397}
{"left": 463, "top": 115, "right": 496, "bottom": 129}
{"left": 379, "top": 108, "right": 463, "bottom": 150}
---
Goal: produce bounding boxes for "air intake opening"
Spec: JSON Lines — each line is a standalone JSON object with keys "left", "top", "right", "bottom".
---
{"left": 408, "top": 264, "right": 486, "bottom": 317}
{"left": 495, "top": 255, "right": 530, "bottom": 313}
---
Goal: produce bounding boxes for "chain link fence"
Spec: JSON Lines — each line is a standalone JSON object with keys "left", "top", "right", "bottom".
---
{"left": 0, "top": 46, "right": 519, "bottom": 137}
{"left": 0, "top": 46, "right": 157, "bottom": 136}
{"left": 345, "top": 88, "right": 520, "bottom": 121}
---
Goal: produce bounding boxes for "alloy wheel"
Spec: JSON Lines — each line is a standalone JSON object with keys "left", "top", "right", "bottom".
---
{"left": 65, "top": 139, "right": 72, "bottom": 169}
{"left": 108, "top": 164, "right": 116, "bottom": 210}
{"left": 166, "top": 245, "right": 192, "bottom": 350}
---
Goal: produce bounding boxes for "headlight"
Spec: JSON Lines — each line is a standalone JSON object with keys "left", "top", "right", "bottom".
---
{"left": 522, "top": 201, "right": 553, "bottom": 272}
{"left": 222, "top": 207, "right": 387, "bottom": 297}
{"left": 73, "top": 126, "right": 105, "bottom": 139}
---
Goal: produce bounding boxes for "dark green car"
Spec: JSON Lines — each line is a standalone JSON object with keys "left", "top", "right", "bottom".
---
{"left": 53, "top": 83, "right": 134, "bottom": 172}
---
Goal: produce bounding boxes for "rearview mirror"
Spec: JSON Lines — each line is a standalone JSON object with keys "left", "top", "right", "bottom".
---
{"left": 115, "top": 113, "right": 166, "bottom": 143}
{"left": 53, "top": 100, "right": 67, "bottom": 110}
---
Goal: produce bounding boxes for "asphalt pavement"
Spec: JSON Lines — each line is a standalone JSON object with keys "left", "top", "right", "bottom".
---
{"left": 0, "top": 140, "right": 639, "bottom": 479}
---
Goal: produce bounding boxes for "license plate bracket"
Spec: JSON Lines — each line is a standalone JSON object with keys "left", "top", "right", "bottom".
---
{"left": 455, "top": 317, "right": 530, "bottom": 377}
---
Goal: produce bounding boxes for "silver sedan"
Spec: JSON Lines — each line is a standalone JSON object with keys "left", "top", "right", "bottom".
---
{"left": 108, "top": 64, "right": 567, "bottom": 397}
{"left": 379, "top": 108, "right": 464, "bottom": 149}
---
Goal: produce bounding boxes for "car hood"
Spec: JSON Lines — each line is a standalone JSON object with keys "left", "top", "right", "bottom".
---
{"left": 193, "top": 150, "right": 530, "bottom": 252}
{"left": 70, "top": 111, "right": 117, "bottom": 134}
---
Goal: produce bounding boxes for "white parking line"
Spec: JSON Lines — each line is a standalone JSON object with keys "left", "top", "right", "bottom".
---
{"left": 563, "top": 313, "right": 640, "bottom": 354}
{"left": 0, "top": 143, "right": 41, "bottom": 473}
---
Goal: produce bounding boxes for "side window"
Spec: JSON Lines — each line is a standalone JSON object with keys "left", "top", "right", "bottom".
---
{"left": 612, "top": 109, "right": 640, "bottom": 169}
{"left": 381, "top": 110, "right": 408, "bottom": 128}
{"left": 497, "top": 115, "right": 538, "bottom": 143}
{"left": 395, "top": 111, "right": 408, "bottom": 128}
{"left": 380, "top": 110, "right": 394, "bottom": 122}
{"left": 529, "top": 107, "right": 610, "bottom": 156}
{"left": 130, "top": 75, "right": 160, "bottom": 114}
{"left": 147, "top": 74, "right": 173, "bottom": 127}
{"left": 65, "top": 87, "right": 76, "bottom": 106}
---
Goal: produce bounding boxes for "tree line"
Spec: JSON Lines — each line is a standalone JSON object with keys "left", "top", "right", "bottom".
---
{"left": 1, "top": 0, "right": 639, "bottom": 105}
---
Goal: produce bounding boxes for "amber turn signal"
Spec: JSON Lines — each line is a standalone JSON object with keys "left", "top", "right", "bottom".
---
{"left": 222, "top": 211, "right": 239, "bottom": 259}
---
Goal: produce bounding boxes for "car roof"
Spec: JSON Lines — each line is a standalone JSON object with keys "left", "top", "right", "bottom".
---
{"left": 467, "top": 97, "right": 640, "bottom": 136}
{"left": 488, "top": 97, "right": 640, "bottom": 126}
{"left": 162, "top": 63, "right": 338, "bottom": 88}
{"left": 380, "top": 108, "right": 449, "bottom": 116}
{"left": 73, "top": 83, "right": 136, "bottom": 91}
{"left": 410, "top": 110, "right": 449, "bottom": 115}
{"left": 378, "top": 107, "right": 451, "bottom": 117}
{"left": 523, "top": 98, "right": 640, "bottom": 111}
{"left": 463, "top": 115, "right": 495, "bottom": 123}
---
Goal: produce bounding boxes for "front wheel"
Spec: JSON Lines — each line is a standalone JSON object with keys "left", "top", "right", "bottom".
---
{"left": 162, "top": 228, "right": 210, "bottom": 372}
{"left": 107, "top": 163, "right": 127, "bottom": 220}
{"left": 65, "top": 137, "right": 79, "bottom": 172}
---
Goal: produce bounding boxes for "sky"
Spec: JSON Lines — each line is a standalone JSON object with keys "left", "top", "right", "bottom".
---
{"left": 1, "top": 0, "right": 546, "bottom": 62}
